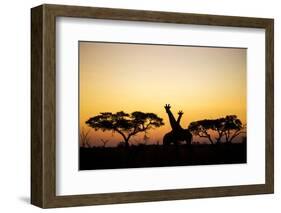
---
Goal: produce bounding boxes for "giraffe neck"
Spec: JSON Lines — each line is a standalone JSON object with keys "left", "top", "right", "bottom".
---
{"left": 166, "top": 110, "right": 178, "bottom": 130}
{"left": 177, "top": 114, "right": 183, "bottom": 125}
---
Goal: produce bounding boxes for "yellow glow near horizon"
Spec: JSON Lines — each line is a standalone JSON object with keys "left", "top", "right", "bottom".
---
{"left": 79, "top": 42, "right": 246, "bottom": 146}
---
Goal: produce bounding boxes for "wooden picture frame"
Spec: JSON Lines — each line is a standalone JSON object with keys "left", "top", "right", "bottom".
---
{"left": 31, "top": 4, "right": 274, "bottom": 208}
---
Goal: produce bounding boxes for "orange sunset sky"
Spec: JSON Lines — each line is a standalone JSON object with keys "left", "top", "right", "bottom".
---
{"left": 79, "top": 42, "right": 246, "bottom": 147}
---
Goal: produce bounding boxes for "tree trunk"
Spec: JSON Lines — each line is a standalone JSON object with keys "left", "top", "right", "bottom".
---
{"left": 216, "top": 133, "right": 223, "bottom": 144}
{"left": 115, "top": 129, "right": 130, "bottom": 148}
{"left": 207, "top": 135, "right": 214, "bottom": 144}
{"left": 124, "top": 138, "right": 130, "bottom": 148}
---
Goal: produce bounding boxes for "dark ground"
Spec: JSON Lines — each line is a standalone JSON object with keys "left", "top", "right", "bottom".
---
{"left": 79, "top": 143, "right": 246, "bottom": 170}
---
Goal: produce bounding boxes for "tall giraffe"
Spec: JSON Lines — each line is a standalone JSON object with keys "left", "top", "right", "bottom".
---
{"left": 163, "top": 104, "right": 192, "bottom": 146}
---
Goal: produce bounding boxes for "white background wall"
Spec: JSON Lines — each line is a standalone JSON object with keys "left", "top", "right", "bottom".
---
{"left": 0, "top": 0, "right": 279, "bottom": 212}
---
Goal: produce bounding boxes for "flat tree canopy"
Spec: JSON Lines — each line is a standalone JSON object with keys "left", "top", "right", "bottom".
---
{"left": 188, "top": 115, "right": 246, "bottom": 144}
{"left": 86, "top": 111, "right": 164, "bottom": 147}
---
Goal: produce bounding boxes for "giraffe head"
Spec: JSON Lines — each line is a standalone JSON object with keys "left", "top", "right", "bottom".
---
{"left": 164, "top": 104, "right": 171, "bottom": 113}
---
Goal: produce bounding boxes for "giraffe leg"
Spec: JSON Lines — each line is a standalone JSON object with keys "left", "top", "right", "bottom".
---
{"left": 163, "top": 132, "right": 175, "bottom": 146}
{"left": 163, "top": 133, "right": 170, "bottom": 146}
{"left": 184, "top": 130, "right": 192, "bottom": 146}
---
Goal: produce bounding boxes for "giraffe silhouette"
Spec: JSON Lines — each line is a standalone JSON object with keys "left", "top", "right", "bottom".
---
{"left": 163, "top": 104, "right": 192, "bottom": 146}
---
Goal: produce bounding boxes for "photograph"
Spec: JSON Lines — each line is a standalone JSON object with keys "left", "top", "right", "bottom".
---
{"left": 30, "top": 4, "right": 274, "bottom": 208}
{"left": 79, "top": 42, "right": 247, "bottom": 170}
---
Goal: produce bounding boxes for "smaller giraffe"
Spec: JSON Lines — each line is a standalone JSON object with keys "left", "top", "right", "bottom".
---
{"left": 177, "top": 110, "right": 184, "bottom": 127}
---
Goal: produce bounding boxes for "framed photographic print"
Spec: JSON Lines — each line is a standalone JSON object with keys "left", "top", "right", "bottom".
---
{"left": 31, "top": 4, "right": 274, "bottom": 208}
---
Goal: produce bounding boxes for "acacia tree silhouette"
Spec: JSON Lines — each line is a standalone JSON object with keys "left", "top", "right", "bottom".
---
{"left": 188, "top": 115, "right": 246, "bottom": 144}
{"left": 86, "top": 111, "right": 164, "bottom": 148}
{"left": 223, "top": 115, "right": 246, "bottom": 143}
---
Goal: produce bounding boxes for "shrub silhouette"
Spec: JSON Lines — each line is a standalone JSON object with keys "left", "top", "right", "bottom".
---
{"left": 100, "top": 139, "right": 109, "bottom": 148}
{"left": 80, "top": 128, "right": 91, "bottom": 148}
{"left": 86, "top": 111, "right": 164, "bottom": 147}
